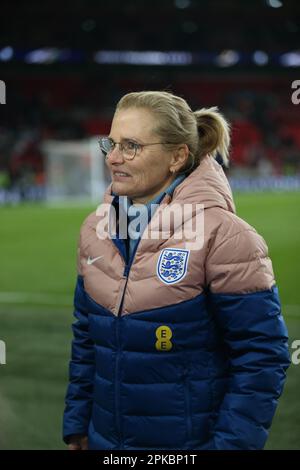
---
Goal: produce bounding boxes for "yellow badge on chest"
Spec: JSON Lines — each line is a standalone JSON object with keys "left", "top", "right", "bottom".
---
{"left": 155, "top": 325, "right": 173, "bottom": 351}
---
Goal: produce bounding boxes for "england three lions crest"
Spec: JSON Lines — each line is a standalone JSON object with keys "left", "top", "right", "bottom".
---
{"left": 157, "top": 248, "right": 190, "bottom": 285}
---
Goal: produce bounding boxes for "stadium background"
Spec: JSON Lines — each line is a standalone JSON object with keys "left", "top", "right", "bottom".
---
{"left": 0, "top": 0, "right": 299, "bottom": 449}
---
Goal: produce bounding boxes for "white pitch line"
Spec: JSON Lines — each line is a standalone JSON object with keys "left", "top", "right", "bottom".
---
{"left": 0, "top": 292, "right": 72, "bottom": 306}
{"left": 283, "top": 305, "right": 300, "bottom": 317}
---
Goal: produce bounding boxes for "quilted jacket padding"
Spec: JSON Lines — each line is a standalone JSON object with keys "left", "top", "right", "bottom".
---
{"left": 63, "top": 155, "right": 290, "bottom": 450}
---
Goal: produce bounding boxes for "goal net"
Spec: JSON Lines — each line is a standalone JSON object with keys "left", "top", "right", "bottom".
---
{"left": 42, "top": 137, "right": 110, "bottom": 204}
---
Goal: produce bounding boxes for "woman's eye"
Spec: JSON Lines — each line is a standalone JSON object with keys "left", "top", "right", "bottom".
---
{"left": 108, "top": 140, "right": 115, "bottom": 150}
{"left": 126, "top": 141, "right": 137, "bottom": 150}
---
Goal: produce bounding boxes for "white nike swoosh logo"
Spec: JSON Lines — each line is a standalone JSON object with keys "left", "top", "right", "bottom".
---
{"left": 87, "top": 255, "right": 104, "bottom": 265}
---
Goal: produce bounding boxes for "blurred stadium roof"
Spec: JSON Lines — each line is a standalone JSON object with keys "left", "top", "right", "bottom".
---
{"left": 0, "top": 0, "right": 299, "bottom": 66}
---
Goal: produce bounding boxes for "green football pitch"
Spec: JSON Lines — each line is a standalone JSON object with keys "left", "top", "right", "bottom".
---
{"left": 0, "top": 192, "right": 299, "bottom": 449}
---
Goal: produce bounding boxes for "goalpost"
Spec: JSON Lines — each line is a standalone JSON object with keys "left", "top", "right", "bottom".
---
{"left": 42, "top": 137, "right": 110, "bottom": 204}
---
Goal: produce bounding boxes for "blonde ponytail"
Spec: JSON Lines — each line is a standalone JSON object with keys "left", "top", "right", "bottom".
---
{"left": 194, "top": 107, "right": 231, "bottom": 167}
{"left": 116, "top": 91, "right": 231, "bottom": 172}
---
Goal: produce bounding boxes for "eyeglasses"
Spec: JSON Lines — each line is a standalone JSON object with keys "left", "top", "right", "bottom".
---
{"left": 99, "top": 137, "right": 173, "bottom": 160}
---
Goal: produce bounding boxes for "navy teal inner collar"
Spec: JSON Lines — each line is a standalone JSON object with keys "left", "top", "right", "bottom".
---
{"left": 112, "top": 173, "right": 186, "bottom": 210}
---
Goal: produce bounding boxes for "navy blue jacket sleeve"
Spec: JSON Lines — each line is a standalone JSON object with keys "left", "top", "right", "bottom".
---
{"left": 207, "top": 286, "right": 290, "bottom": 449}
{"left": 63, "top": 275, "right": 95, "bottom": 443}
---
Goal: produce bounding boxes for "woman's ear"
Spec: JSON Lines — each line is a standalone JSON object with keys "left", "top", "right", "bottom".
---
{"left": 170, "top": 144, "right": 189, "bottom": 173}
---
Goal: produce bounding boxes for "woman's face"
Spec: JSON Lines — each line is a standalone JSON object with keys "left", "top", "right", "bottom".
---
{"left": 105, "top": 107, "right": 177, "bottom": 205}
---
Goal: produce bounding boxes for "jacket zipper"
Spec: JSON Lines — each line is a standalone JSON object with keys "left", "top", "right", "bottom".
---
{"left": 115, "top": 312, "right": 122, "bottom": 448}
{"left": 112, "top": 194, "right": 171, "bottom": 448}
{"left": 183, "top": 367, "right": 192, "bottom": 440}
{"left": 114, "top": 266, "right": 131, "bottom": 449}
{"left": 113, "top": 215, "right": 144, "bottom": 449}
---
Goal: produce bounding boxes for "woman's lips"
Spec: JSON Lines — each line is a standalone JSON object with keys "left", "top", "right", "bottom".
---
{"left": 112, "top": 171, "right": 131, "bottom": 180}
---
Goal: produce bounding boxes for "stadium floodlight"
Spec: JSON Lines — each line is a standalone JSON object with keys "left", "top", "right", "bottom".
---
{"left": 94, "top": 50, "right": 193, "bottom": 65}
{"left": 266, "top": 0, "right": 283, "bottom": 8}
{"left": 0, "top": 46, "right": 13, "bottom": 62}
{"left": 174, "top": 0, "right": 191, "bottom": 8}
{"left": 215, "top": 50, "right": 240, "bottom": 67}
{"left": 25, "top": 48, "right": 61, "bottom": 64}
{"left": 253, "top": 51, "right": 269, "bottom": 66}
{"left": 280, "top": 51, "right": 300, "bottom": 67}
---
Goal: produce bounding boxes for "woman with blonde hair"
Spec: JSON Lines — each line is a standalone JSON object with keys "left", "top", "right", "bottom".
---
{"left": 63, "top": 91, "right": 290, "bottom": 450}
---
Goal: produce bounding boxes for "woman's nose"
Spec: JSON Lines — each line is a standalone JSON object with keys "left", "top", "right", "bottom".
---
{"left": 106, "top": 145, "right": 124, "bottom": 164}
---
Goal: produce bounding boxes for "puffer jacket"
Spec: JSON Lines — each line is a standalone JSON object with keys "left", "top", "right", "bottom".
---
{"left": 63, "top": 155, "right": 290, "bottom": 450}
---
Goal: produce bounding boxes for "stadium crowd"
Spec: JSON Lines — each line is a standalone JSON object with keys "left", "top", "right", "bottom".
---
{"left": 1, "top": 1, "right": 299, "bottom": 201}
{"left": 0, "top": 74, "right": 299, "bottom": 203}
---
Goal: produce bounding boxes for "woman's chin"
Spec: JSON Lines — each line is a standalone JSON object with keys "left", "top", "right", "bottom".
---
{"left": 112, "top": 181, "right": 132, "bottom": 196}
